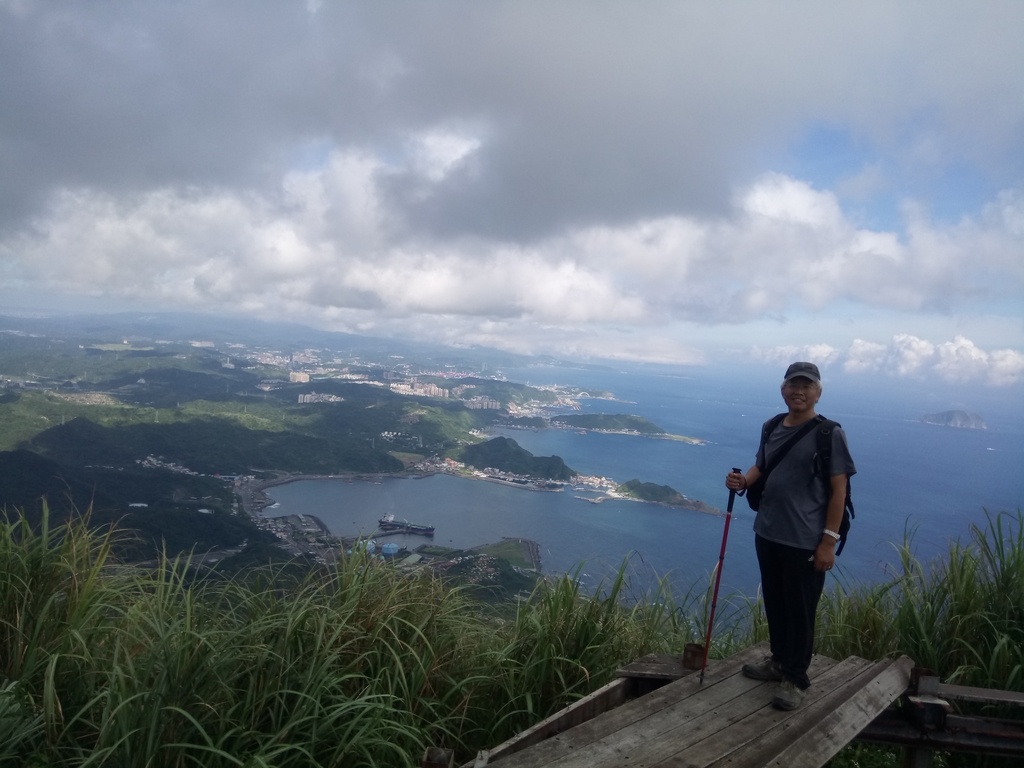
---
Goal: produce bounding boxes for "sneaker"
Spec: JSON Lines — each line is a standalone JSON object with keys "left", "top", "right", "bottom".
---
{"left": 742, "top": 656, "right": 783, "bottom": 681}
{"left": 772, "top": 680, "right": 806, "bottom": 710}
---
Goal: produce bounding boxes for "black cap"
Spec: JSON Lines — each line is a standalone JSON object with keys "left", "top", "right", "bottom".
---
{"left": 783, "top": 361, "right": 820, "bottom": 383}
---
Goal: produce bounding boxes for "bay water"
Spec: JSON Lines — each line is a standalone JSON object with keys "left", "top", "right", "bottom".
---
{"left": 267, "top": 365, "right": 1024, "bottom": 598}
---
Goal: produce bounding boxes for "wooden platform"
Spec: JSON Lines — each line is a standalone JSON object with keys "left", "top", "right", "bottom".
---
{"left": 489, "top": 643, "right": 913, "bottom": 768}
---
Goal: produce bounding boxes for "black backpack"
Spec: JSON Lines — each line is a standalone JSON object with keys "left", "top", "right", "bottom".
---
{"left": 750, "top": 413, "right": 855, "bottom": 555}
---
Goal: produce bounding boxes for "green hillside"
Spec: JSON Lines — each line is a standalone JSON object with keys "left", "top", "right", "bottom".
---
{"left": 617, "top": 478, "right": 684, "bottom": 503}
{"left": 27, "top": 416, "right": 403, "bottom": 476}
{"left": 552, "top": 413, "right": 667, "bottom": 434}
{"left": 617, "top": 479, "right": 719, "bottom": 514}
{"left": 0, "top": 449, "right": 273, "bottom": 559}
{"left": 458, "top": 436, "right": 577, "bottom": 480}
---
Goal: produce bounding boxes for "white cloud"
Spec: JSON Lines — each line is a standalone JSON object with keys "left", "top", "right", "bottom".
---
{"left": 741, "top": 173, "right": 846, "bottom": 228}
{"left": 408, "top": 129, "right": 482, "bottom": 184}
{"left": 890, "top": 334, "right": 936, "bottom": 376}
{"left": 751, "top": 344, "right": 840, "bottom": 368}
{"left": 2, "top": 161, "right": 1022, "bottom": 370}
{"left": 988, "top": 348, "right": 1024, "bottom": 387}
{"left": 805, "top": 344, "right": 842, "bottom": 366}
{"left": 764, "top": 333, "right": 1023, "bottom": 386}
{"left": 844, "top": 339, "right": 888, "bottom": 373}
{"left": 935, "top": 335, "right": 994, "bottom": 383}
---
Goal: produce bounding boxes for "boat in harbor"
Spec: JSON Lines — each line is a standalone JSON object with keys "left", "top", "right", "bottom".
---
{"left": 378, "top": 513, "right": 435, "bottom": 536}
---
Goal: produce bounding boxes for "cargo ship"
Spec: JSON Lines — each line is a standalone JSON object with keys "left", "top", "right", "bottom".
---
{"left": 378, "top": 513, "right": 435, "bottom": 536}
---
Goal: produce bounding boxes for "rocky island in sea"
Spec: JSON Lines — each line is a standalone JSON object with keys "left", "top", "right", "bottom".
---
{"left": 921, "top": 410, "right": 987, "bottom": 430}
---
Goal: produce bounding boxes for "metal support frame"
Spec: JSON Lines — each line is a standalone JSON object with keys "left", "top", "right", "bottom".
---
{"left": 857, "top": 668, "right": 1024, "bottom": 762}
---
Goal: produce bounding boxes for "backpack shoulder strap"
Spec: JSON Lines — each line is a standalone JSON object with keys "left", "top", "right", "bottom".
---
{"left": 761, "top": 414, "right": 822, "bottom": 477}
{"left": 816, "top": 417, "right": 855, "bottom": 522}
{"left": 759, "top": 413, "right": 787, "bottom": 452}
{"left": 815, "top": 418, "right": 839, "bottom": 473}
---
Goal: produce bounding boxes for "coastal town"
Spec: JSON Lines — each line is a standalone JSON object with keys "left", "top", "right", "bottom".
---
{"left": 0, "top": 330, "right": 714, "bottom": 590}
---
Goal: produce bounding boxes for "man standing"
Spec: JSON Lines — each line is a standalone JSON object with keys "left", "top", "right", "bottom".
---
{"left": 725, "top": 362, "right": 856, "bottom": 710}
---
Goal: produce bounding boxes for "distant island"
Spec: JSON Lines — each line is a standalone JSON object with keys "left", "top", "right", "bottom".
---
{"left": 615, "top": 479, "right": 719, "bottom": 515}
{"left": 548, "top": 414, "right": 705, "bottom": 444}
{"left": 457, "top": 436, "right": 577, "bottom": 481}
{"left": 921, "top": 410, "right": 987, "bottom": 430}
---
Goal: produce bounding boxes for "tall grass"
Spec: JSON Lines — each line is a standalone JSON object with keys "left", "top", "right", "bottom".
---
{"left": 2, "top": 507, "right": 1020, "bottom": 767}
{"left": 815, "top": 511, "right": 1024, "bottom": 692}
{"left": 481, "top": 561, "right": 696, "bottom": 741}
{"left": 0, "top": 508, "right": 691, "bottom": 767}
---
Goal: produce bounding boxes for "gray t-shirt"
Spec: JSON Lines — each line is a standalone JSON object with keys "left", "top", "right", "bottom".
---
{"left": 753, "top": 416, "right": 856, "bottom": 551}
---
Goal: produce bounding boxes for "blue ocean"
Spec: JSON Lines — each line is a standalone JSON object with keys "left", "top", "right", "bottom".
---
{"left": 267, "top": 364, "right": 1024, "bottom": 598}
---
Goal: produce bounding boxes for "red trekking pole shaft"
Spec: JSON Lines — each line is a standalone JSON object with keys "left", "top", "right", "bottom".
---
{"left": 699, "top": 467, "right": 742, "bottom": 685}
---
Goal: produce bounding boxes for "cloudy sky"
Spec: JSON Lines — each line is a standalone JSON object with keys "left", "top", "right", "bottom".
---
{"left": 1, "top": 1, "right": 1022, "bottom": 386}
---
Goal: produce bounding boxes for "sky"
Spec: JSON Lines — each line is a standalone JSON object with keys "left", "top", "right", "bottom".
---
{"left": 1, "top": 1, "right": 1022, "bottom": 388}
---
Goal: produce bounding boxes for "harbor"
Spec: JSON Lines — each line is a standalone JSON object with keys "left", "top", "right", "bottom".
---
{"left": 259, "top": 470, "right": 758, "bottom": 597}
{"left": 377, "top": 513, "right": 435, "bottom": 535}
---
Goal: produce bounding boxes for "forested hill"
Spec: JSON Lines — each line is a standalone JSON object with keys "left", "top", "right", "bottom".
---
{"left": 552, "top": 414, "right": 666, "bottom": 434}
{"left": 458, "top": 437, "right": 577, "bottom": 481}
{"left": 0, "top": 449, "right": 273, "bottom": 560}
{"left": 27, "top": 416, "right": 402, "bottom": 476}
{"left": 616, "top": 479, "right": 718, "bottom": 514}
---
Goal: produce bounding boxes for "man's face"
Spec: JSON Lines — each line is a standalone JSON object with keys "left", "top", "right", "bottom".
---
{"left": 781, "top": 376, "right": 820, "bottom": 411}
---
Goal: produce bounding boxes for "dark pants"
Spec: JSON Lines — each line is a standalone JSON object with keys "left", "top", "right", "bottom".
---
{"left": 755, "top": 534, "right": 825, "bottom": 689}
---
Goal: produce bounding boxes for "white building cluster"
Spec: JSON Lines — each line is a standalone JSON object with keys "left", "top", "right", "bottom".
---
{"left": 464, "top": 396, "right": 501, "bottom": 409}
{"left": 573, "top": 474, "right": 618, "bottom": 491}
{"left": 389, "top": 380, "right": 450, "bottom": 398}
{"left": 297, "top": 392, "right": 344, "bottom": 403}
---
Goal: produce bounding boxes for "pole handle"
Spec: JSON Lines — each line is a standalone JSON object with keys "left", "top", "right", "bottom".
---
{"left": 727, "top": 467, "right": 742, "bottom": 513}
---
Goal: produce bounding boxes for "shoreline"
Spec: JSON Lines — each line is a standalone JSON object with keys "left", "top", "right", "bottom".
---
{"left": 246, "top": 470, "right": 719, "bottom": 529}
{"left": 570, "top": 428, "right": 706, "bottom": 445}
{"left": 576, "top": 493, "right": 722, "bottom": 517}
{"left": 502, "top": 423, "right": 706, "bottom": 445}
{"left": 454, "top": 471, "right": 566, "bottom": 492}
{"left": 247, "top": 468, "right": 566, "bottom": 500}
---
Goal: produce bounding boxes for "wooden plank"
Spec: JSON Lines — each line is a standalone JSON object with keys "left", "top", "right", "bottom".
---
{"left": 469, "top": 677, "right": 634, "bottom": 768}
{"left": 493, "top": 644, "right": 772, "bottom": 768}
{"left": 526, "top": 654, "right": 841, "bottom": 768}
{"left": 617, "top": 654, "right": 694, "bottom": 681}
{"left": 689, "top": 657, "right": 888, "bottom": 768}
{"left": 494, "top": 651, "right": 762, "bottom": 768}
{"left": 637, "top": 656, "right": 870, "bottom": 768}
{"left": 542, "top": 662, "right": 788, "bottom": 768}
{"left": 743, "top": 655, "right": 913, "bottom": 768}
{"left": 937, "top": 682, "right": 1024, "bottom": 707}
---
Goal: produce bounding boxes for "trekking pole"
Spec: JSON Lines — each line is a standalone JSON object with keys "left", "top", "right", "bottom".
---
{"left": 699, "top": 467, "right": 741, "bottom": 685}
